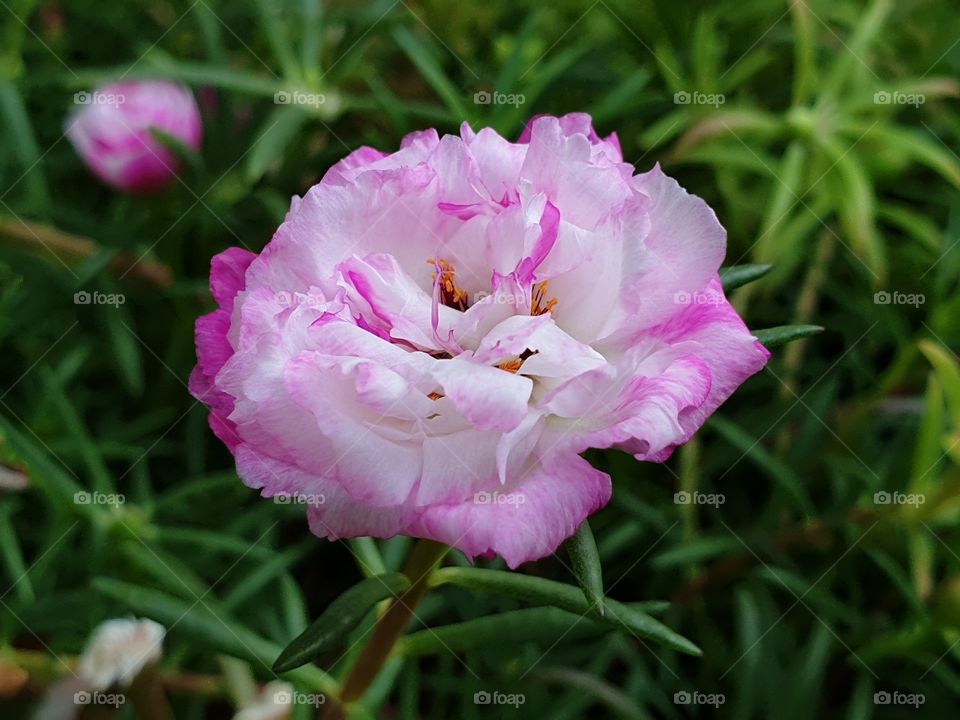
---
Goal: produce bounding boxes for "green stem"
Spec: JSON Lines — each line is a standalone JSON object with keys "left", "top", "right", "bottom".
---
{"left": 325, "top": 540, "right": 447, "bottom": 719}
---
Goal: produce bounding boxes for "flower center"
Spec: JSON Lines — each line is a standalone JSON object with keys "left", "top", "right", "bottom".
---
{"left": 531, "top": 280, "right": 557, "bottom": 316}
{"left": 495, "top": 349, "right": 537, "bottom": 374}
{"left": 427, "top": 258, "right": 470, "bottom": 311}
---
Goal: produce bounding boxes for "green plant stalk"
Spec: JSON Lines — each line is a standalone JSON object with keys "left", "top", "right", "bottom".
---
{"left": 775, "top": 230, "right": 834, "bottom": 455}
{"left": 327, "top": 540, "right": 447, "bottom": 719}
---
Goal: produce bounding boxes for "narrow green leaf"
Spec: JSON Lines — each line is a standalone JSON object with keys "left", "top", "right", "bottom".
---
{"left": 565, "top": 521, "right": 605, "bottom": 616}
{"left": 709, "top": 415, "right": 814, "bottom": 514}
{"left": 92, "top": 578, "right": 337, "bottom": 694}
{"left": 753, "top": 325, "right": 823, "bottom": 349}
{"left": 919, "top": 340, "right": 960, "bottom": 428}
{"left": 0, "top": 80, "right": 49, "bottom": 209}
{"left": 72, "top": 60, "right": 283, "bottom": 97}
{"left": 245, "top": 107, "right": 309, "bottom": 184}
{"left": 0, "top": 504, "right": 33, "bottom": 603}
{"left": 301, "top": 0, "right": 323, "bottom": 82}
{"left": 720, "top": 264, "right": 773, "bottom": 292}
{"left": 399, "top": 606, "right": 608, "bottom": 657}
{"left": 222, "top": 544, "right": 310, "bottom": 611}
{"left": 273, "top": 573, "right": 411, "bottom": 672}
{"left": 392, "top": 26, "right": 470, "bottom": 120}
{"left": 349, "top": 536, "right": 387, "bottom": 577}
{"left": 106, "top": 308, "right": 144, "bottom": 396}
{"left": 149, "top": 127, "right": 203, "bottom": 174}
{"left": 430, "top": 567, "right": 699, "bottom": 655}
{"left": 254, "top": 0, "right": 299, "bottom": 80}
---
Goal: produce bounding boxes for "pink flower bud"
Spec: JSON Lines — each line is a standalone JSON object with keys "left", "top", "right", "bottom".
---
{"left": 66, "top": 80, "right": 202, "bottom": 194}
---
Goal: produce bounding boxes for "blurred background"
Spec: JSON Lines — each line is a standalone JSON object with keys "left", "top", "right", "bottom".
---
{"left": 2, "top": 0, "right": 960, "bottom": 717}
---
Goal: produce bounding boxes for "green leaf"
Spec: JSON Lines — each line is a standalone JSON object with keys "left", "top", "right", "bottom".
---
{"left": 709, "top": 415, "right": 814, "bottom": 514}
{"left": 273, "top": 572, "right": 411, "bottom": 672}
{"left": 72, "top": 60, "right": 283, "bottom": 97}
{"left": 753, "top": 324, "right": 823, "bottom": 349}
{"left": 92, "top": 578, "right": 337, "bottom": 694}
{"left": 0, "top": 80, "right": 49, "bottom": 210}
{"left": 149, "top": 128, "right": 203, "bottom": 174}
{"left": 0, "top": 504, "right": 33, "bottom": 603}
{"left": 564, "top": 521, "right": 605, "bottom": 616}
{"left": 392, "top": 26, "right": 470, "bottom": 120}
{"left": 399, "top": 606, "right": 610, "bottom": 657}
{"left": 245, "top": 107, "right": 309, "bottom": 184}
{"left": 720, "top": 264, "right": 773, "bottom": 292}
{"left": 919, "top": 340, "right": 960, "bottom": 428}
{"left": 430, "top": 567, "right": 699, "bottom": 655}
{"left": 254, "top": 0, "right": 299, "bottom": 80}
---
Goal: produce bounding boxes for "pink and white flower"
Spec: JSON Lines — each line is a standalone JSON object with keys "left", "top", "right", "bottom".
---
{"left": 66, "top": 80, "right": 202, "bottom": 194}
{"left": 191, "top": 113, "right": 769, "bottom": 568}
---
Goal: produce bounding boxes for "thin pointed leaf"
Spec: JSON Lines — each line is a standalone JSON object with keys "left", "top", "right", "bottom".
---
{"left": 753, "top": 325, "right": 823, "bottom": 349}
{"left": 392, "top": 26, "right": 470, "bottom": 120}
{"left": 430, "top": 567, "right": 699, "bottom": 655}
{"left": 92, "top": 578, "right": 337, "bottom": 693}
{"left": 273, "top": 572, "right": 411, "bottom": 672}
{"left": 720, "top": 264, "right": 773, "bottom": 292}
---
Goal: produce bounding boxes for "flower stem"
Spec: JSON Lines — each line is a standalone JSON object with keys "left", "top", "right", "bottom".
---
{"left": 325, "top": 539, "right": 447, "bottom": 719}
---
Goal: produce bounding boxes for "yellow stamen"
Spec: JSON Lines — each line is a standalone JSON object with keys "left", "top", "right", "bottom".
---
{"left": 531, "top": 280, "right": 558, "bottom": 316}
{"left": 427, "top": 258, "right": 470, "bottom": 311}
{"left": 496, "top": 358, "right": 524, "bottom": 374}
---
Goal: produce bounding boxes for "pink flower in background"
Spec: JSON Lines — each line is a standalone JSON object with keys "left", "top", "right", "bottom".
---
{"left": 66, "top": 80, "right": 202, "bottom": 194}
{"left": 191, "top": 113, "right": 769, "bottom": 568}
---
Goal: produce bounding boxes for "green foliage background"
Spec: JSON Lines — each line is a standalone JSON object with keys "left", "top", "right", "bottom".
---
{"left": 2, "top": 0, "right": 960, "bottom": 717}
